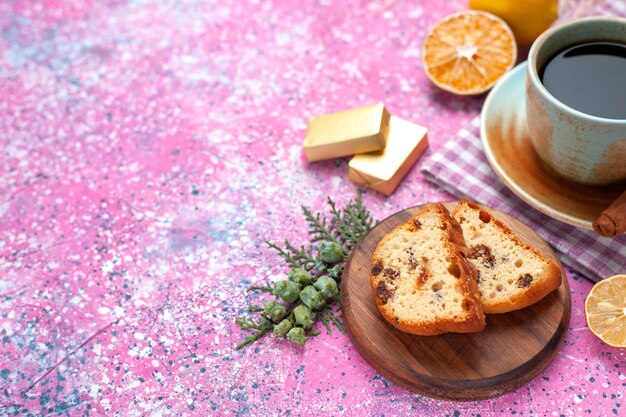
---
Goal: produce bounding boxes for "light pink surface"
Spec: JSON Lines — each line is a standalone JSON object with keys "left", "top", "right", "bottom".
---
{"left": 0, "top": 0, "right": 624, "bottom": 416}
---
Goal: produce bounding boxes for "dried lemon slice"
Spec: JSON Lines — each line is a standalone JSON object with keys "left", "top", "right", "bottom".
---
{"left": 585, "top": 275, "right": 626, "bottom": 348}
{"left": 422, "top": 10, "right": 517, "bottom": 95}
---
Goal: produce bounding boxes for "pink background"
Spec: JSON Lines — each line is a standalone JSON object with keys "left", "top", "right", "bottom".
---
{"left": 1, "top": 0, "right": 624, "bottom": 415}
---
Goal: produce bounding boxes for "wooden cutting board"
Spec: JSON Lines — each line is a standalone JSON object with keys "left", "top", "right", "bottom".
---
{"left": 341, "top": 202, "right": 570, "bottom": 401}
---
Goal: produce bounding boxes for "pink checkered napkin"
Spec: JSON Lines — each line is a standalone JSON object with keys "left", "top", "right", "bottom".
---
{"left": 421, "top": 118, "right": 626, "bottom": 283}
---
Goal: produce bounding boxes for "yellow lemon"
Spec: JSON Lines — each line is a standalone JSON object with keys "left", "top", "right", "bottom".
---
{"left": 585, "top": 275, "right": 626, "bottom": 349}
{"left": 469, "top": 0, "right": 558, "bottom": 46}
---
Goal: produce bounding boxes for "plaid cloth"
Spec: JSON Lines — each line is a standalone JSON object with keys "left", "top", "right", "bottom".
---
{"left": 422, "top": 3, "right": 626, "bottom": 283}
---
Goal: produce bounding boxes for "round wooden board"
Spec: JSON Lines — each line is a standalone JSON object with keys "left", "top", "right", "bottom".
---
{"left": 341, "top": 201, "right": 571, "bottom": 401}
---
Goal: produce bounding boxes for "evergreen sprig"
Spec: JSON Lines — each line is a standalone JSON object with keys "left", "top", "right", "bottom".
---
{"left": 236, "top": 191, "right": 376, "bottom": 350}
{"left": 329, "top": 191, "right": 375, "bottom": 253}
{"left": 264, "top": 240, "right": 317, "bottom": 271}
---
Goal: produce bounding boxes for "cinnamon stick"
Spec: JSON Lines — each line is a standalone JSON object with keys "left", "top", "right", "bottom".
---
{"left": 593, "top": 190, "right": 626, "bottom": 237}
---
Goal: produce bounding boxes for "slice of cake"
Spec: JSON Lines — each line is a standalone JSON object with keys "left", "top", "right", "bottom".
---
{"left": 370, "top": 203, "right": 485, "bottom": 335}
{"left": 452, "top": 198, "right": 562, "bottom": 314}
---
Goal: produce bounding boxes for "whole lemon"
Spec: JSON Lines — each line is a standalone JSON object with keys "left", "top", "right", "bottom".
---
{"left": 469, "top": 0, "right": 558, "bottom": 46}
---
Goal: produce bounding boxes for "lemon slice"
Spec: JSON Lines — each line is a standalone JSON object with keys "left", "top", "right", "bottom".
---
{"left": 585, "top": 274, "right": 626, "bottom": 348}
{"left": 422, "top": 10, "right": 517, "bottom": 96}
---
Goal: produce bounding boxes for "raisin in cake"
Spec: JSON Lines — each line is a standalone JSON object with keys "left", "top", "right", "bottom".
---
{"left": 452, "top": 198, "right": 562, "bottom": 314}
{"left": 370, "top": 203, "right": 485, "bottom": 335}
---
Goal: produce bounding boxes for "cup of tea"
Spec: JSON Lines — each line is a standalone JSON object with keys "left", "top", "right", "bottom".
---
{"left": 526, "top": 16, "right": 626, "bottom": 185}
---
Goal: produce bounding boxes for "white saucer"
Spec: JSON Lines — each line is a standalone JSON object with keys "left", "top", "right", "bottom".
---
{"left": 480, "top": 62, "right": 622, "bottom": 230}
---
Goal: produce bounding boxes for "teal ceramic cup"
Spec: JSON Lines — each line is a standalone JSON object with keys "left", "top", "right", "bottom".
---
{"left": 526, "top": 16, "right": 626, "bottom": 185}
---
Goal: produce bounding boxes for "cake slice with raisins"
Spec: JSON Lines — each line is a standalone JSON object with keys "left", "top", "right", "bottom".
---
{"left": 452, "top": 198, "right": 562, "bottom": 314}
{"left": 370, "top": 203, "right": 485, "bottom": 335}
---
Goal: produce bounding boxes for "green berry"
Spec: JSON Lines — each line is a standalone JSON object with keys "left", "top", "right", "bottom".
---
{"left": 262, "top": 301, "right": 287, "bottom": 323}
{"left": 273, "top": 319, "right": 292, "bottom": 337}
{"left": 314, "top": 275, "right": 339, "bottom": 299}
{"left": 327, "top": 265, "right": 342, "bottom": 280}
{"left": 317, "top": 241, "right": 345, "bottom": 264}
{"left": 286, "top": 327, "right": 307, "bottom": 346}
{"left": 313, "top": 261, "right": 327, "bottom": 272}
{"left": 293, "top": 304, "right": 314, "bottom": 329}
{"left": 300, "top": 285, "right": 325, "bottom": 310}
{"left": 272, "top": 280, "right": 300, "bottom": 303}
{"left": 288, "top": 268, "right": 312, "bottom": 286}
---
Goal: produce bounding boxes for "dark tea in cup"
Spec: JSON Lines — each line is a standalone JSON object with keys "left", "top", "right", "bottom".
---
{"left": 539, "top": 41, "right": 626, "bottom": 120}
{"left": 525, "top": 16, "right": 626, "bottom": 185}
